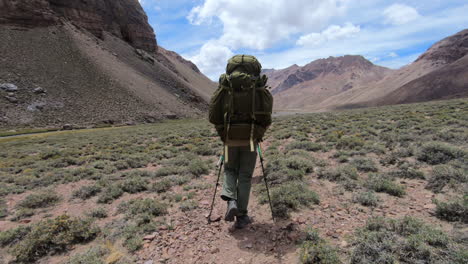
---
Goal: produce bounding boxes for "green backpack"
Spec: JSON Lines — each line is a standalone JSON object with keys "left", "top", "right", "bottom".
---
{"left": 209, "top": 55, "right": 273, "bottom": 150}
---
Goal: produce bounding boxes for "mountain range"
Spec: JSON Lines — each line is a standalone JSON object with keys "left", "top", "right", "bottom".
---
{"left": 0, "top": 0, "right": 466, "bottom": 128}
{"left": 265, "top": 29, "right": 468, "bottom": 111}
{"left": 0, "top": 0, "right": 216, "bottom": 128}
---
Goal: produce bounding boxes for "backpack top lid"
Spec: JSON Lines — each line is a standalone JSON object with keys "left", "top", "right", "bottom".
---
{"left": 226, "top": 55, "right": 262, "bottom": 76}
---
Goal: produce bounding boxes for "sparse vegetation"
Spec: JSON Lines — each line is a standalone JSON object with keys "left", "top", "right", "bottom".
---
{"left": 300, "top": 227, "right": 342, "bottom": 264}
{"left": 417, "top": 142, "right": 465, "bottom": 165}
{"left": 260, "top": 182, "right": 319, "bottom": 218}
{"left": 9, "top": 215, "right": 99, "bottom": 263}
{"left": 350, "top": 216, "right": 465, "bottom": 264}
{"left": 0, "top": 99, "right": 467, "bottom": 262}
{"left": 353, "top": 191, "right": 380, "bottom": 207}
{"left": 72, "top": 184, "right": 101, "bottom": 200}
{"left": 434, "top": 195, "right": 468, "bottom": 223}
{"left": 17, "top": 191, "right": 60, "bottom": 209}
{"left": 87, "top": 207, "right": 108, "bottom": 219}
{"left": 366, "top": 174, "right": 406, "bottom": 197}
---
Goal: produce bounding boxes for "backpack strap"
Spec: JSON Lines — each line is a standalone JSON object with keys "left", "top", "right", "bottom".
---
{"left": 249, "top": 81, "right": 256, "bottom": 152}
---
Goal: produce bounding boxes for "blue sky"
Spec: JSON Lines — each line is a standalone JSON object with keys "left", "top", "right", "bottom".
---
{"left": 139, "top": 0, "right": 468, "bottom": 80}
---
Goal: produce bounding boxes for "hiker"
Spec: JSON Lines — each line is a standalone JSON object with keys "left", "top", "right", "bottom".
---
{"left": 209, "top": 55, "right": 273, "bottom": 229}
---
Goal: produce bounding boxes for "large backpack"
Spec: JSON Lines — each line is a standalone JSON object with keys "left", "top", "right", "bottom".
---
{"left": 209, "top": 55, "right": 273, "bottom": 151}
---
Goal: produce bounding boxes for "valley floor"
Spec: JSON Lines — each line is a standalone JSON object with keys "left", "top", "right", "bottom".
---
{"left": 0, "top": 99, "right": 467, "bottom": 264}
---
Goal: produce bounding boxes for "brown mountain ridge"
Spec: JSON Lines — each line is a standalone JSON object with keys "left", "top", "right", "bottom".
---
{"left": 0, "top": 0, "right": 216, "bottom": 129}
{"left": 266, "top": 29, "right": 468, "bottom": 111}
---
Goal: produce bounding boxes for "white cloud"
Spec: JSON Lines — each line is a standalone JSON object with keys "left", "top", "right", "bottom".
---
{"left": 297, "top": 23, "right": 360, "bottom": 46}
{"left": 383, "top": 4, "right": 421, "bottom": 25}
{"left": 186, "top": 41, "right": 234, "bottom": 80}
{"left": 388, "top": 52, "right": 398, "bottom": 58}
{"left": 257, "top": 5, "right": 468, "bottom": 71}
{"left": 188, "top": 0, "right": 349, "bottom": 50}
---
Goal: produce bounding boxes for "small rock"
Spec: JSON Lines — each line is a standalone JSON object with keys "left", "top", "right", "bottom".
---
{"left": 295, "top": 217, "right": 306, "bottom": 224}
{"left": 19, "top": 219, "right": 31, "bottom": 224}
{"left": 144, "top": 261, "right": 154, "bottom": 264}
{"left": 340, "top": 240, "right": 349, "bottom": 247}
{"left": 62, "top": 124, "right": 73, "bottom": 130}
{"left": 144, "top": 233, "right": 157, "bottom": 241}
{"left": 0, "top": 83, "right": 18, "bottom": 92}
{"left": 33, "top": 87, "right": 46, "bottom": 94}
{"left": 210, "top": 247, "right": 220, "bottom": 254}
{"left": 245, "top": 243, "right": 253, "bottom": 249}
{"left": 159, "top": 226, "right": 168, "bottom": 231}
{"left": 27, "top": 102, "right": 46, "bottom": 112}
{"left": 165, "top": 114, "right": 177, "bottom": 120}
{"left": 5, "top": 96, "right": 18, "bottom": 103}
{"left": 424, "top": 204, "right": 436, "bottom": 209}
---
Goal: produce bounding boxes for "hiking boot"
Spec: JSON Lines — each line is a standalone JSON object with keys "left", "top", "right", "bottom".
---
{"left": 235, "top": 215, "right": 252, "bottom": 229}
{"left": 224, "top": 200, "right": 238, "bottom": 222}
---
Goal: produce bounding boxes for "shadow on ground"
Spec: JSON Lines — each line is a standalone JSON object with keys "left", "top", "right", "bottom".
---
{"left": 229, "top": 220, "right": 305, "bottom": 262}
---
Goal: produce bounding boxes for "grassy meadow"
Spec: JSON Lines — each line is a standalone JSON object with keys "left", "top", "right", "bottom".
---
{"left": 0, "top": 98, "right": 467, "bottom": 263}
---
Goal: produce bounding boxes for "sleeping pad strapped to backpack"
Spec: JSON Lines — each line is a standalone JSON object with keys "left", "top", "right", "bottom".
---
{"left": 209, "top": 55, "right": 273, "bottom": 151}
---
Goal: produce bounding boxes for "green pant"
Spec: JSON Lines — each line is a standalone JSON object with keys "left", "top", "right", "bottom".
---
{"left": 221, "top": 145, "right": 257, "bottom": 216}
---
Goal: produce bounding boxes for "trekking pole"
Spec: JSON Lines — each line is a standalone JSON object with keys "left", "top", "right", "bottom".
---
{"left": 207, "top": 152, "right": 224, "bottom": 224}
{"left": 257, "top": 144, "right": 275, "bottom": 222}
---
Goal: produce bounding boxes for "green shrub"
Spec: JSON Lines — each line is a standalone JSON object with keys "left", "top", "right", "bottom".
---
{"left": 17, "top": 191, "right": 60, "bottom": 209}
{"left": 0, "top": 225, "right": 31, "bottom": 247}
{"left": 194, "top": 145, "right": 217, "bottom": 156}
{"left": 0, "top": 199, "right": 7, "bottom": 219}
{"left": 333, "top": 151, "right": 350, "bottom": 163}
{"left": 40, "top": 149, "right": 61, "bottom": 160}
{"left": 187, "top": 159, "right": 209, "bottom": 177}
{"left": 426, "top": 165, "right": 467, "bottom": 193}
{"left": 97, "top": 184, "right": 124, "bottom": 204}
{"left": 123, "top": 237, "right": 143, "bottom": 252}
{"left": 353, "top": 191, "right": 380, "bottom": 207}
{"left": 283, "top": 156, "right": 314, "bottom": 174}
{"left": 10, "top": 215, "right": 99, "bottom": 263}
{"left": 300, "top": 227, "right": 342, "bottom": 264}
{"left": 417, "top": 142, "right": 465, "bottom": 165}
{"left": 167, "top": 175, "right": 191, "bottom": 186}
{"left": 179, "top": 200, "right": 198, "bottom": 212}
{"left": 72, "top": 185, "right": 101, "bottom": 200}
{"left": 11, "top": 208, "right": 35, "bottom": 221}
{"left": 286, "top": 141, "right": 323, "bottom": 152}
{"left": 386, "top": 164, "right": 425, "bottom": 180}
{"left": 154, "top": 166, "right": 181, "bottom": 177}
{"left": 351, "top": 216, "right": 459, "bottom": 264}
{"left": 118, "top": 198, "right": 167, "bottom": 218}
{"left": 366, "top": 174, "right": 406, "bottom": 197}
{"left": 336, "top": 136, "right": 365, "bottom": 150}
{"left": 434, "top": 195, "right": 468, "bottom": 223}
{"left": 151, "top": 179, "right": 172, "bottom": 193}
{"left": 121, "top": 176, "right": 148, "bottom": 194}
{"left": 260, "top": 182, "right": 319, "bottom": 218}
{"left": 351, "top": 158, "right": 378, "bottom": 172}
{"left": 86, "top": 207, "right": 108, "bottom": 219}
{"left": 66, "top": 246, "right": 108, "bottom": 264}
{"left": 318, "top": 165, "right": 358, "bottom": 182}
{"left": 300, "top": 241, "right": 342, "bottom": 264}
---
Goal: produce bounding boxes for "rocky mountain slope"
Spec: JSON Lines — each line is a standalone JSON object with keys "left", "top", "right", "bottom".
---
{"left": 268, "top": 29, "right": 468, "bottom": 111}
{"left": 264, "top": 55, "right": 391, "bottom": 110}
{"left": 0, "top": 0, "right": 216, "bottom": 129}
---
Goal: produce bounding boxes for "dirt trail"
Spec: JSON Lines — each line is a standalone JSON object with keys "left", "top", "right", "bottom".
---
{"left": 137, "top": 161, "right": 301, "bottom": 264}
